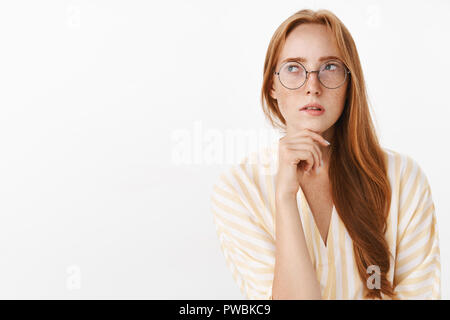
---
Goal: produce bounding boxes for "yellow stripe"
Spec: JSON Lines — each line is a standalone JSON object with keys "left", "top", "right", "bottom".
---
{"left": 211, "top": 196, "right": 261, "bottom": 228}
{"left": 328, "top": 224, "right": 336, "bottom": 299}
{"left": 213, "top": 207, "right": 274, "bottom": 245}
{"left": 399, "top": 156, "right": 413, "bottom": 197}
{"left": 399, "top": 205, "right": 434, "bottom": 254}
{"left": 395, "top": 284, "right": 434, "bottom": 299}
{"left": 398, "top": 269, "right": 435, "bottom": 286}
{"left": 431, "top": 260, "right": 441, "bottom": 299}
{"left": 394, "top": 152, "right": 402, "bottom": 193}
{"left": 249, "top": 162, "right": 269, "bottom": 220}
{"left": 309, "top": 205, "right": 323, "bottom": 276}
{"left": 215, "top": 224, "right": 246, "bottom": 296}
{"left": 213, "top": 183, "right": 243, "bottom": 207}
{"left": 231, "top": 167, "right": 272, "bottom": 236}
{"left": 241, "top": 162, "right": 268, "bottom": 214}
{"left": 221, "top": 240, "right": 273, "bottom": 277}
{"left": 397, "top": 213, "right": 435, "bottom": 268}
{"left": 398, "top": 164, "right": 422, "bottom": 227}
{"left": 395, "top": 245, "right": 440, "bottom": 284}
{"left": 386, "top": 152, "right": 403, "bottom": 283}
{"left": 215, "top": 222, "right": 275, "bottom": 260}
{"left": 221, "top": 238, "right": 272, "bottom": 299}
{"left": 338, "top": 216, "right": 348, "bottom": 299}
{"left": 217, "top": 172, "right": 270, "bottom": 236}
{"left": 251, "top": 162, "right": 276, "bottom": 240}
{"left": 265, "top": 168, "right": 276, "bottom": 232}
{"left": 232, "top": 256, "right": 274, "bottom": 275}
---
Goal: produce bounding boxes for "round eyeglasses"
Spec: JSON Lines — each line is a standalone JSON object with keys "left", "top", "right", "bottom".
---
{"left": 274, "top": 60, "right": 351, "bottom": 90}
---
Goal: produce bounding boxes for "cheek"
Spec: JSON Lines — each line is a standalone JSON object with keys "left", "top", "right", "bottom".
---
{"left": 332, "top": 86, "right": 348, "bottom": 111}
{"left": 273, "top": 98, "right": 287, "bottom": 122}
{"left": 275, "top": 92, "right": 293, "bottom": 116}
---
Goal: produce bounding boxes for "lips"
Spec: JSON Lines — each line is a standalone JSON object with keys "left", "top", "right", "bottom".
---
{"left": 300, "top": 103, "right": 324, "bottom": 111}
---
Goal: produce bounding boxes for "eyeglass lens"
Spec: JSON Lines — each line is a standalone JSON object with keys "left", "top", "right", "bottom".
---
{"left": 278, "top": 60, "right": 347, "bottom": 89}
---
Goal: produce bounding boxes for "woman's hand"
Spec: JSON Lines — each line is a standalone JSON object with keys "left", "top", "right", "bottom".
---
{"left": 275, "top": 129, "right": 330, "bottom": 197}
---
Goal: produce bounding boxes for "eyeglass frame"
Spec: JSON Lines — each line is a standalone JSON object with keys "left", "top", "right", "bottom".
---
{"left": 273, "top": 59, "right": 351, "bottom": 90}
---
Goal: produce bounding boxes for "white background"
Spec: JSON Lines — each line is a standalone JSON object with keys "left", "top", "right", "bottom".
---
{"left": 0, "top": 0, "right": 448, "bottom": 299}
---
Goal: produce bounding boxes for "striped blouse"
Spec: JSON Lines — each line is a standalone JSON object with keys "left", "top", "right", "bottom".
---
{"left": 210, "top": 141, "right": 441, "bottom": 299}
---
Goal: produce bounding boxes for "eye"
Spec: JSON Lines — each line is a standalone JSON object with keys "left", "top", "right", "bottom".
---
{"left": 324, "top": 63, "right": 338, "bottom": 71}
{"left": 287, "top": 64, "right": 299, "bottom": 73}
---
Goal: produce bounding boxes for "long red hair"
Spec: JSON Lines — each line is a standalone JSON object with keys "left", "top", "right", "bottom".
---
{"left": 260, "top": 9, "right": 396, "bottom": 299}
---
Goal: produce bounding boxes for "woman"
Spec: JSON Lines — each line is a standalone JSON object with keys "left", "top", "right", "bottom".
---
{"left": 210, "top": 9, "right": 441, "bottom": 299}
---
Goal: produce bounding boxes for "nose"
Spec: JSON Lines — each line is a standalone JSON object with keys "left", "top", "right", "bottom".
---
{"left": 305, "top": 71, "right": 321, "bottom": 95}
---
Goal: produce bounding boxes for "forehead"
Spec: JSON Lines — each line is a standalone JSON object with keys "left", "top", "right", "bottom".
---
{"left": 277, "top": 23, "right": 342, "bottom": 67}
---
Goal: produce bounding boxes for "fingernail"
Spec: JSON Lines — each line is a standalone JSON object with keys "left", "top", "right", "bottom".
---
{"left": 325, "top": 139, "right": 331, "bottom": 145}
{"left": 321, "top": 159, "right": 324, "bottom": 167}
{"left": 316, "top": 167, "right": 320, "bottom": 174}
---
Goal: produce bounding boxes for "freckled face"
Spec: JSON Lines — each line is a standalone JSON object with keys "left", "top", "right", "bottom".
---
{"left": 270, "top": 23, "right": 348, "bottom": 135}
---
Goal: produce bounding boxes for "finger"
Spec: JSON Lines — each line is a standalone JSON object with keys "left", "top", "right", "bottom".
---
{"left": 288, "top": 145, "right": 316, "bottom": 173}
{"left": 287, "top": 146, "right": 311, "bottom": 170}
{"left": 304, "top": 150, "right": 315, "bottom": 174}
{"left": 305, "top": 143, "right": 319, "bottom": 173}
{"left": 287, "top": 138, "right": 322, "bottom": 171}
{"left": 288, "top": 128, "right": 330, "bottom": 147}
{"left": 311, "top": 142, "right": 322, "bottom": 172}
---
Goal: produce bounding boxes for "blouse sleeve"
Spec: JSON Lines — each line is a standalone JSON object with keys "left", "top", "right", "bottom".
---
{"left": 210, "top": 164, "right": 275, "bottom": 300}
{"left": 393, "top": 156, "right": 441, "bottom": 299}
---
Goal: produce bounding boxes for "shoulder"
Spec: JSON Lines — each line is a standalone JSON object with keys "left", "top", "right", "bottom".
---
{"left": 381, "top": 147, "right": 435, "bottom": 230}
{"left": 381, "top": 146, "right": 430, "bottom": 186}
{"left": 212, "top": 141, "right": 279, "bottom": 195}
{"left": 210, "top": 142, "right": 278, "bottom": 237}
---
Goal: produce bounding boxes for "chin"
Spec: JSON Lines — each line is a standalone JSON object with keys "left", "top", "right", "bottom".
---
{"left": 297, "top": 124, "right": 326, "bottom": 134}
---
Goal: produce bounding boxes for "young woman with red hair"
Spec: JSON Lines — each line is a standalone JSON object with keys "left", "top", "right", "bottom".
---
{"left": 211, "top": 9, "right": 441, "bottom": 300}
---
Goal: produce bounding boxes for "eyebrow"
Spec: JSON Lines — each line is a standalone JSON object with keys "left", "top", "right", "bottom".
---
{"left": 280, "top": 55, "right": 342, "bottom": 64}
